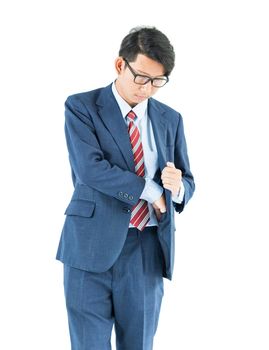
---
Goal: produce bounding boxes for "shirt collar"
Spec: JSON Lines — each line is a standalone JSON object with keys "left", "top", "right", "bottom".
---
{"left": 112, "top": 81, "right": 148, "bottom": 121}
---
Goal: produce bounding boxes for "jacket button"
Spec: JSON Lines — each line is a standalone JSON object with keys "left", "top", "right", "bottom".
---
{"left": 119, "top": 191, "right": 123, "bottom": 197}
{"left": 123, "top": 193, "right": 128, "bottom": 198}
{"left": 123, "top": 207, "right": 131, "bottom": 213}
{"left": 128, "top": 195, "right": 133, "bottom": 200}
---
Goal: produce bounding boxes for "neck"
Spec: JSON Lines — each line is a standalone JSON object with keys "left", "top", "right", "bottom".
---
{"left": 115, "top": 80, "right": 137, "bottom": 108}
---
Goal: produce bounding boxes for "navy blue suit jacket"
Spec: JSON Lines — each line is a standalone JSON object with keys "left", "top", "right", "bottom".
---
{"left": 56, "top": 83, "right": 195, "bottom": 280}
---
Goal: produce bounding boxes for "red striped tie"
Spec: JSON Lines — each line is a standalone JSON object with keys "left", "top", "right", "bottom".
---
{"left": 127, "top": 111, "right": 150, "bottom": 231}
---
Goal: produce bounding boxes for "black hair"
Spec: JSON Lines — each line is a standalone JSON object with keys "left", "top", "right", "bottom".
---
{"left": 118, "top": 26, "right": 175, "bottom": 76}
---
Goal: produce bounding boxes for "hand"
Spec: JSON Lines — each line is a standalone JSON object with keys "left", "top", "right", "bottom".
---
{"left": 161, "top": 162, "right": 182, "bottom": 197}
{"left": 152, "top": 193, "right": 166, "bottom": 222}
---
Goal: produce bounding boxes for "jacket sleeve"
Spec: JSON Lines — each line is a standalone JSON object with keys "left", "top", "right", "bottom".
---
{"left": 64, "top": 95, "right": 145, "bottom": 206}
{"left": 172, "top": 113, "right": 195, "bottom": 213}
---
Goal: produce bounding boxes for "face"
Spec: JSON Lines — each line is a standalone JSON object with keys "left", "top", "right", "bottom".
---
{"left": 115, "top": 54, "right": 166, "bottom": 107}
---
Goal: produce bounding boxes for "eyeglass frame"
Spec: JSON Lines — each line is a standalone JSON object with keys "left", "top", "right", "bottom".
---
{"left": 123, "top": 58, "right": 169, "bottom": 88}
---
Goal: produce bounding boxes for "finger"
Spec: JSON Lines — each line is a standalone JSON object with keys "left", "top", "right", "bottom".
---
{"left": 161, "top": 170, "right": 177, "bottom": 179}
{"left": 163, "top": 184, "right": 177, "bottom": 196}
{"left": 167, "top": 162, "right": 175, "bottom": 168}
{"left": 161, "top": 175, "right": 178, "bottom": 183}
{"left": 163, "top": 165, "right": 182, "bottom": 173}
{"left": 162, "top": 179, "right": 174, "bottom": 186}
{"left": 162, "top": 167, "right": 178, "bottom": 175}
{"left": 162, "top": 172, "right": 178, "bottom": 178}
{"left": 163, "top": 180, "right": 178, "bottom": 189}
{"left": 163, "top": 184, "right": 173, "bottom": 192}
{"left": 163, "top": 165, "right": 176, "bottom": 171}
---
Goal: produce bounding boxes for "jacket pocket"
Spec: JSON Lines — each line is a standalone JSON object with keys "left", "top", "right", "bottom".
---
{"left": 64, "top": 199, "right": 96, "bottom": 217}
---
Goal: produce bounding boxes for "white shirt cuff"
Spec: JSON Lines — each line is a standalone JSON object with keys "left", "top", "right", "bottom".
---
{"left": 172, "top": 181, "right": 185, "bottom": 204}
{"left": 140, "top": 178, "right": 163, "bottom": 204}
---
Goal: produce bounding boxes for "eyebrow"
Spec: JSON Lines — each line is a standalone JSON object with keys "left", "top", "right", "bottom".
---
{"left": 136, "top": 68, "right": 165, "bottom": 77}
{"left": 136, "top": 68, "right": 151, "bottom": 75}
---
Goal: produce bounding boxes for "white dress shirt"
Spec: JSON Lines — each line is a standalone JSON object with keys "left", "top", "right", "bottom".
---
{"left": 112, "top": 82, "right": 184, "bottom": 227}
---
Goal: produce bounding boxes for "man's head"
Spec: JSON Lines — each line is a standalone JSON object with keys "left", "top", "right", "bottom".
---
{"left": 115, "top": 26, "right": 175, "bottom": 107}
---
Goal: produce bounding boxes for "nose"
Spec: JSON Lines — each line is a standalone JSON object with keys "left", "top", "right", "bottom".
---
{"left": 139, "top": 81, "right": 152, "bottom": 93}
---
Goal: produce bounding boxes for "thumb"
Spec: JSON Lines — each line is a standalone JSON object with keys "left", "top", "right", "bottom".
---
{"left": 167, "top": 161, "right": 175, "bottom": 168}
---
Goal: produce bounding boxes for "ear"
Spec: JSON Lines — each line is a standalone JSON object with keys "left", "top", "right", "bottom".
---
{"left": 115, "top": 57, "right": 125, "bottom": 74}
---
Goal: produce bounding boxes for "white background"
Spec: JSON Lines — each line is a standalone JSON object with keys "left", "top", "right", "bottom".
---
{"left": 1, "top": 0, "right": 268, "bottom": 349}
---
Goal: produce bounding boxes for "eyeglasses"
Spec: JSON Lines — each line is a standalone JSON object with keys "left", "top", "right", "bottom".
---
{"left": 123, "top": 58, "right": 169, "bottom": 88}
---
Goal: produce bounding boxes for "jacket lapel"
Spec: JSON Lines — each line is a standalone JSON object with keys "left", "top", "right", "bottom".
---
{"left": 148, "top": 98, "right": 168, "bottom": 172}
{"left": 148, "top": 99, "right": 172, "bottom": 208}
{"left": 96, "top": 84, "right": 136, "bottom": 172}
{"left": 96, "top": 84, "right": 168, "bottom": 174}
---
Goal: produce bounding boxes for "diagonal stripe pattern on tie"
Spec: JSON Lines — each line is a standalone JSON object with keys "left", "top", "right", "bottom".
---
{"left": 127, "top": 111, "right": 150, "bottom": 231}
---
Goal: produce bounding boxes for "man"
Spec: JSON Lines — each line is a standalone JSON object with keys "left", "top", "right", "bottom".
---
{"left": 56, "top": 26, "right": 195, "bottom": 350}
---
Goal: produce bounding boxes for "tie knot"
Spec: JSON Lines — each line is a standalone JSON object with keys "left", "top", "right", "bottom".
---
{"left": 127, "top": 111, "right": 137, "bottom": 122}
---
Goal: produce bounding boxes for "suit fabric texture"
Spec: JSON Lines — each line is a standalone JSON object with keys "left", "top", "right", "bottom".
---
{"left": 64, "top": 226, "right": 164, "bottom": 350}
{"left": 56, "top": 83, "right": 195, "bottom": 280}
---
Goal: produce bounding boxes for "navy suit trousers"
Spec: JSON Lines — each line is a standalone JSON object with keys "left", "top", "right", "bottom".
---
{"left": 63, "top": 226, "right": 164, "bottom": 350}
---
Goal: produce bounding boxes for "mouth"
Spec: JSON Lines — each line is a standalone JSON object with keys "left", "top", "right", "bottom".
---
{"left": 135, "top": 94, "right": 147, "bottom": 100}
